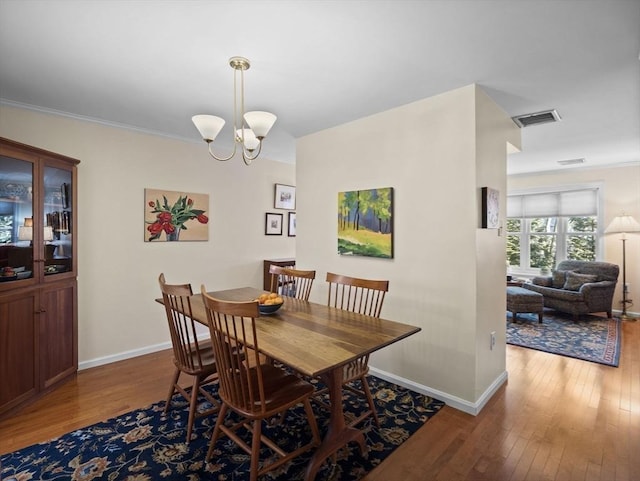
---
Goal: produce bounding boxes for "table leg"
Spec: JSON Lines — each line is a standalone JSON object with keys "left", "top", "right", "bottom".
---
{"left": 304, "top": 367, "right": 367, "bottom": 481}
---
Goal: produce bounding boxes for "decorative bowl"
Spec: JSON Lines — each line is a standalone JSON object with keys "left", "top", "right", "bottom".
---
{"left": 258, "top": 301, "right": 284, "bottom": 315}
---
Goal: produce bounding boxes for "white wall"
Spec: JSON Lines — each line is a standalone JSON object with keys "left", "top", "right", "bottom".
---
{"left": 296, "top": 85, "right": 520, "bottom": 412}
{"left": 0, "top": 105, "right": 295, "bottom": 366}
{"left": 508, "top": 165, "right": 640, "bottom": 317}
{"left": 474, "top": 88, "right": 520, "bottom": 400}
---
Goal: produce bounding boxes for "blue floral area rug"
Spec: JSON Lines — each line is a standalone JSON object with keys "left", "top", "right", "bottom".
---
{"left": 506, "top": 310, "right": 621, "bottom": 367}
{"left": 1, "top": 375, "right": 444, "bottom": 481}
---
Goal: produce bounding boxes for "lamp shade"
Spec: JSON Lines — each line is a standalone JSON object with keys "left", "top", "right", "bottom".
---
{"left": 24, "top": 217, "right": 33, "bottom": 227}
{"left": 192, "top": 115, "right": 225, "bottom": 142}
{"left": 236, "top": 128, "right": 260, "bottom": 151}
{"left": 243, "top": 111, "right": 276, "bottom": 139}
{"left": 605, "top": 214, "right": 640, "bottom": 235}
{"left": 44, "top": 226, "right": 54, "bottom": 242}
{"left": 18, "top": 226, "right": 32, "bottom": 241}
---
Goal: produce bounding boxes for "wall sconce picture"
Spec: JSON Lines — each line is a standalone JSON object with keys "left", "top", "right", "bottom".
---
{"left": 481, "top": 187, "right": 500, "bottom": 229}
{"left": 265, "top": 212, "right": 283, "bottom": 235}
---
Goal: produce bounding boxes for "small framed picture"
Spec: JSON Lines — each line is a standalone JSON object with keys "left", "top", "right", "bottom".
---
{"left": 481, "top": 187, "right": 499, "bottom": 229}
{"left": 274, "top": 183, "right": 296, "bottom": 210}
{"left": 288, "top": 212, "right": 296, "bottom": 237}
{"left": 265, "top": 212, "right": 283, "bottom": 235}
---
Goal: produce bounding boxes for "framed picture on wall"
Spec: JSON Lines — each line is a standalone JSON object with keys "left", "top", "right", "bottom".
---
{"left": 265, "top": 212, "right": 283, "bottom": 235}
{"left": 274, "top": 183, "right": 296, "bottom": 210}
{"left": 288, "top": 212, "right": 296, "bottom": 237}
{"left": 337, "top": 187, "right": 394, "bottom": 258}
{"left": 144, "top": 188, "right": 209, "bottom": 242}
{"left": 481, "top": 187, "right": 499, "bottom": 229}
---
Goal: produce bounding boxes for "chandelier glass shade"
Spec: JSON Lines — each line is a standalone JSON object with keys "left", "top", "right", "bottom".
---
{"left": 192, "top": 57, "right": 277, "bottom": 165}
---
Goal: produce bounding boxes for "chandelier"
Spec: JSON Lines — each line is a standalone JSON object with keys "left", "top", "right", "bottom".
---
{"left": 192, "top": 56, "right": 277, "bottom": 165}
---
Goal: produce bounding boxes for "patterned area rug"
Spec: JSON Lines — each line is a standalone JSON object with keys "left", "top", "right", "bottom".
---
{"left": 1, "top": 375, "right": 444, "bottom": 481}
{"left": 506, "top": 310, "right": 621, "bottom": 367}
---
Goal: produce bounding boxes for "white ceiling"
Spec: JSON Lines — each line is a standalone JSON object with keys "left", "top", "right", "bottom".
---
{"left": 1, "top": 0, "right": 638, "bottom": 175}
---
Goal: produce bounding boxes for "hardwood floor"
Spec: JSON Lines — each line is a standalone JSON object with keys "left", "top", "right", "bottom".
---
{"left": 1, "top": 321, "right": 638, "bottom": 481}
{"left": 365, "top": 319, "right": 640, "bottom": 481}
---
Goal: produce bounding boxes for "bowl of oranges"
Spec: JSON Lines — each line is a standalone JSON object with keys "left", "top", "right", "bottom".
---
{"left": 256, "top": 292, "right": 284, "bottom": 315}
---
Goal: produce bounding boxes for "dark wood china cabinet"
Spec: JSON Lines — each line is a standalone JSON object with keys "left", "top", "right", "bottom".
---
{"left": 0, "top": 137, "right": 79, "bottom": 419}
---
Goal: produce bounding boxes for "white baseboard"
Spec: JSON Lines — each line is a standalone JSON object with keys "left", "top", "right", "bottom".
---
{"left": 612, "top": 308, "right": 639, "bottom": 319}
{"left": 79, "top": 343, "right": 508, "bottom": 416}
{"left": 78, "top": 341, "right": 172, "bottom": 371}
{"left": 369, "top": 366, "right": 508, "bottom": 416}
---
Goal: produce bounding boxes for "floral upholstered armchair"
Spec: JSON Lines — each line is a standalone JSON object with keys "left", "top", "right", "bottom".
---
{"left": 522, "top": 260, "right": 619, "bottom": 319}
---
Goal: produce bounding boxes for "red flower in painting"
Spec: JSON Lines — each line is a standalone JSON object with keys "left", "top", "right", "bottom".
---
{"left": 146, "top": 194, "right": 208, "bottom": 242}
{"left": 147, "top": 222, "right": 164, "bottom": 235}
{"left": 158, "top": 212, "right": 172, "bottom": 223}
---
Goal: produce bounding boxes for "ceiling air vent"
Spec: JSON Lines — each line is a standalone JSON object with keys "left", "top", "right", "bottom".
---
{"left": 557, "top": 158, "right": 585, "bottom": 166}
{"left": 512, "top": 109, "right": 561, "bottom": 128}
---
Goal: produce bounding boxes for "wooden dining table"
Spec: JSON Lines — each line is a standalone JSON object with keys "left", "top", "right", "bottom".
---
{"left": 157, "top": 286, "right": 421, "bottom": 481}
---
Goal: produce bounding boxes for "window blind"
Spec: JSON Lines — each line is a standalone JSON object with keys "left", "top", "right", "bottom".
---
{"left": 507, "top": 188, "right": 598, "bottom": 218}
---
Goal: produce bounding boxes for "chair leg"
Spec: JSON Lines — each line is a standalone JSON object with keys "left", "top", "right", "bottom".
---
{"left": 207, "top": 403, "right": 228, "bottom": 461}
{"left": 185, "top": 375, "right": 200, "bottom": 443}
{"left": 250, "top": 419, "right": 262, "bottom": 481}
{"left": 164, "top": 368, "right": 181, "bottom": 413}
{"left": 360, "top": 375, "right": 380, "bottom": 427}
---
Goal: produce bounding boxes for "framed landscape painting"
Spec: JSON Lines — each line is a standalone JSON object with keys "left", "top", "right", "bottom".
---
{"left": 337, "top": 187, "right": 393, "bottom": 258}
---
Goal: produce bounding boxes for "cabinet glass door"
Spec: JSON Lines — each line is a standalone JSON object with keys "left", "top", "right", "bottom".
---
{"left": 44, "top": 166, "right": 72, "bottom": 276}
{"left": 0, "top": 155, "right": 34, "bottom": 281}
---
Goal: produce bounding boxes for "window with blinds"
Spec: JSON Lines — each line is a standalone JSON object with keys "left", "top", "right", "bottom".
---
{"left": 506, "top": 188, "right": 600, "bottom": 272}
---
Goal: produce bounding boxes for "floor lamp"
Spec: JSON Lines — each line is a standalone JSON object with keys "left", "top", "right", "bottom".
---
{"left": 605, "top": 214, "right": 640, "bottom": 320}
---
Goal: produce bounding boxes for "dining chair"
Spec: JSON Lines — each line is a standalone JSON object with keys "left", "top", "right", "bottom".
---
{"left": 268, "top": 264, "right": 316, "bottom": 300}
{"left": 323, "top": 271, "right": 389, "bottom": 427}
{"left": 158, "top": 273, "right": 219, "bottom": 443}
{"left": 200, "top": 286, "right": 321, "bottom": 481}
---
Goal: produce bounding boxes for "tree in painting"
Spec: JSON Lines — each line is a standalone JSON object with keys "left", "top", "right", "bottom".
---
{"left": 338, "top": 187, "right": 393, "bottom": 258}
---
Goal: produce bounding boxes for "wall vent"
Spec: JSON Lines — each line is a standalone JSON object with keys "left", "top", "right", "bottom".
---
{"left": 512, "top": 109, "right": 561, "bottom": 128}
{"left": 557, "top": 158, "right": 585, "bottom": 166}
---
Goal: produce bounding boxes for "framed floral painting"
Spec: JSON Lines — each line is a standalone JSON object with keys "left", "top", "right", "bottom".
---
{"left": 144, "top": 189, "right": 209, "bottom": 242}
